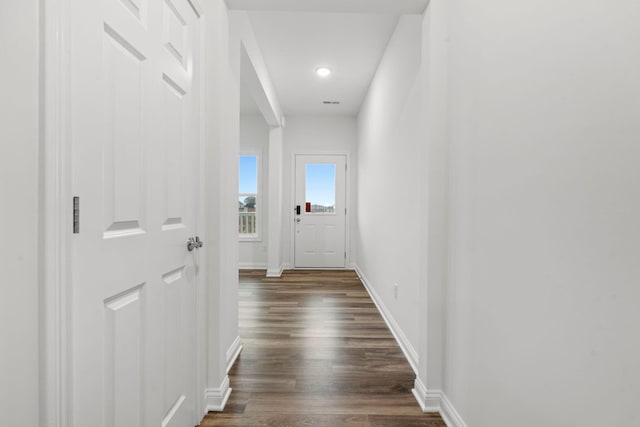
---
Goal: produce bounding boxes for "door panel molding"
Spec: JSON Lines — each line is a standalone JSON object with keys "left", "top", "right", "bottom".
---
{"left": 103, "top": 283, "right": 145, "bottom": 427}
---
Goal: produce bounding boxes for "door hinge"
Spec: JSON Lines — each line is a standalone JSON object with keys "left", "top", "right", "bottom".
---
{"left": 345, "top": 208, "right": 347, "bottom": 215}
{"left": 73, "top": 196, "right": 80, "bottom": 234}
{"left": 344, "top": 251, "right": 347, "bottom": 259}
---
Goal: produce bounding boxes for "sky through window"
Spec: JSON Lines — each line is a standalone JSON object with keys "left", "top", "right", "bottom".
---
{"left": 239, "top": 155, "right": 257, "bottom": 194}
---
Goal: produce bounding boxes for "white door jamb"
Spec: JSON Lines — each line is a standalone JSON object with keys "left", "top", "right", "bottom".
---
{"left": 42, "top": 0, "right": 72, "bottom": 425}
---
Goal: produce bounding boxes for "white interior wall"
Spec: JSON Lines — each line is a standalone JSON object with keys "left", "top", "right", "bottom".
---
{"left": 229, "top": 11, "right": 283, "bottom": 126}
{"left": 212, "top": 2, "right": 283, "bottom": 375}
{"left": 356, "top": 15, "right": 423, "bottom": 364}
{"left": 359, "top": 3, "right": 640, "bottom": 426}
{"left": 439, "top": 0, "right": 640, "bottom": 426}
{"left": 0, "top": 2, "right": 40, "bottom": 425}
{"left": 230, "top": 10, "right": 285, "bottom": 277}
{"left": 239, "top": 114, "right": 270, "bottom": 268}
{"left": 281, "top": 116, "right": 358, "bottom": 268}
{"left": 202, "top": 0, "right": 241, "bottom": 406}
{"left": 416, "top": 1, "right": 448, "bottom": 398}
{"left": 267, "top": 127, "right": 284, "bottom": 276}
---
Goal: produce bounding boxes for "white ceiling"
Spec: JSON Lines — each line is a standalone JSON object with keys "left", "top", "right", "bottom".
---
{"left": 232, "top": 0, "right": 429, "bottom": 116}
{"left": 226, "top": 0, "right": 429, "bottom": 14}
{"left": 245, "top": 11, "right": 401, "bottom": 116}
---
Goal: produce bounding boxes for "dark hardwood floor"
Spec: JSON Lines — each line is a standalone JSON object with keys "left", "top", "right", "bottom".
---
{"left": 199, "top": 270, "right": 445, "bottom": 427}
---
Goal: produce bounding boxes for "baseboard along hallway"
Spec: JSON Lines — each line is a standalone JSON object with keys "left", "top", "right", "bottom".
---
{"left": 199, "top": 270, "right": 445, "bottom": 427}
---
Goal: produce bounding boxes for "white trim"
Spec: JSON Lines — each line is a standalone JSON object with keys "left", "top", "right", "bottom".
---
{"left": 441, "top": 394, "right": 467, "bottom": 427}
{"left": 266, "top": 263, "right": 286, "bottom": 277}
{"left": 412, "top": 378, "right": 443, "bottom": 412}
{"left": 187, "top": 0, "right": 203, "bottom": 17}
{"left": 225, "top": 336, "right": 243, "bottom": 373}
{"left": 238, "top": 262, "right": 267, "bottom": 270}
{"left": 203, "top": 376, "right": 231, "bottom": 413}
{"left": 42, "top": 0, "right": 72, "bottom": 425}
{"left": 412, "top": 378, "right": 467, "bottom": 427}
{"left": 412, "top": 378, "right": 429, "bottom": 411}
{"left": 238, "top": 234, "right": 260, "bottom": 241}
{"left": 194, "top": 9, "right": 207, "bottom": 420}
{"left": 353, "top": 265, "right": 419, "bottom": 374}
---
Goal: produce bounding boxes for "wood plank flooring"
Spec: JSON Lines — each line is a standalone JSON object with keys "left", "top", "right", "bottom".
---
{"left": 199, "top": 270, "right": 445, "bottom": 427}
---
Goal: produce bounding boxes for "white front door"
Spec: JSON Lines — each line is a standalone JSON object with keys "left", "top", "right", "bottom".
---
{"left": 70, "top": 0, "right": 201, "bottom": 426}
{"left": 294, "top": 155, "right": 347, "bottom": 268}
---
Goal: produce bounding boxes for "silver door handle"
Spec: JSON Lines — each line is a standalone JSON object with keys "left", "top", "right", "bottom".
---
{"left": 187, "top": 236, "right": 204, "bottom": 251}
{"left": 296, "top": 218, "right": 301, "bottom": 223}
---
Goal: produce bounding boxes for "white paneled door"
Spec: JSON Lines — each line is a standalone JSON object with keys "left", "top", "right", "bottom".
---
{"left": 70, "top": 0, "right": 201, "bottom": 426}
{"left": 294, "top": 155, "right": 347, "bottom": 268}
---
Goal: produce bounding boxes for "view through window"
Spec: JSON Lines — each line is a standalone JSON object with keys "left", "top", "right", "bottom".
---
{"left": 239, "top": 155, "right": 258, "bottom": 237}
{"left": 305, "top": 164, "right": 336, "bottom": 214}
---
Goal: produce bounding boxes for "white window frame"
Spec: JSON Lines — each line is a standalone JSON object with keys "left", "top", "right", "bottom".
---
{"left": 239, "top": 152, "right": 262, "bottom": 241}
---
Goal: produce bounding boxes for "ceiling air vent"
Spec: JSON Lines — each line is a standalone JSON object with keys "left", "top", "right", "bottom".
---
{"left": 323, "top": 101, "right": 340, "bottom": 105}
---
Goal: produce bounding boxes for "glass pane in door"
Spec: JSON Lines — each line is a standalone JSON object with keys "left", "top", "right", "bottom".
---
{"left": 305, "top": 164, "right": 336, "bottom": 214}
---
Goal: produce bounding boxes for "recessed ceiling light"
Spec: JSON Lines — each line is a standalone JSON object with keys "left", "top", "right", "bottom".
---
{"left": 316, "top": 67, "right": 332, "bottom": 78}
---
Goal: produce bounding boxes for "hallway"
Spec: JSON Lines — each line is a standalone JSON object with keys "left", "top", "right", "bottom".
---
{"left": 5, "top": 1, "right": 640, "bottom": 426}
{"left": 200, "top": 270, "right": 445, "bottom": 427}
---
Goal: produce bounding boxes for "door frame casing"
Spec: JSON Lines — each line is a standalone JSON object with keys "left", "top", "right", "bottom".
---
{"left": 41, "top": 0, "right": 72, "bottom": 424}
{"left": 41, "top": 0, "right": 207, "bottom": 425}
{"left": 289, "top": 151, "right": 352, "bottom": 270}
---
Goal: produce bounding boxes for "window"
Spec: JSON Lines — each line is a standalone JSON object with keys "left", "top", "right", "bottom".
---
{"left": 239, "top": 155, "right": 259, "bottom": 239}
{"left": 305, "top": 164, "right": 336, "bottom": 214}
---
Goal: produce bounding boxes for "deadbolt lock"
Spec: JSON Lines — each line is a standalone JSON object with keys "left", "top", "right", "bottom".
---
{"left": 187, "top": 236, "right": 204, "bottom": 252}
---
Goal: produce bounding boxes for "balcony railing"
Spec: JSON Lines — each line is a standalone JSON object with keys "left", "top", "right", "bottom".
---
{"left": 239, "top": 211, "right": 257, "bottom": 235}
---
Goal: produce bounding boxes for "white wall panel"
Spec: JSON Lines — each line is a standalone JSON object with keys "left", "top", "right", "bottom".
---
{"left": 161, "top": 75, "right": 186, "bottom": 228}
{"left": 440, "top": 1, "right": 640, "bottom": 425}
{"left": 0, "top": 2, "right": 40, "bottom": 425}
{"left": 103, "top": 25, "right": 147, "bottom": 238}
{"left": 282, "top": 116, "right": 358, "bottom": 268}
{"left": 162, "top": 267, "right": 190, "bottom": 427}
{"left": 163, "top": 0, "right": 187, "bottom": 67}
{"left": 356, "top": 16, "right": 423, "bottom": 357}
{"left": 104, "top": 285, "right": 145, "bottom": 427}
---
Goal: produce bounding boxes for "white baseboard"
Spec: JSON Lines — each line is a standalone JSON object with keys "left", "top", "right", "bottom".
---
{"left": 354, "top": 264, "right": 464, "bottom": 426}
{"left": 412, "top": 377, "right": 442, "bottom": 412}
{"left": 238, "top": 262, "right": 267, "bottom": 270}
{"left": 266, "top": 263, "right": 289, "bottom": 277}
{"left": 226, "top": 336, "right": 243, "bottom": 373}
{"left": 266, "top": 267, "right": 282, "bottom": 277}
{"left": 441, "top": 394, "right": 467, "bottom": 427}
{"left": 353, "top": 265, "right": 419, "bottom": 374}
{"left": 203, "top": 376, "right": 231, "bottom": 413}
{"left": 412, "top": 378, "right": 467, "bottom": 427}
